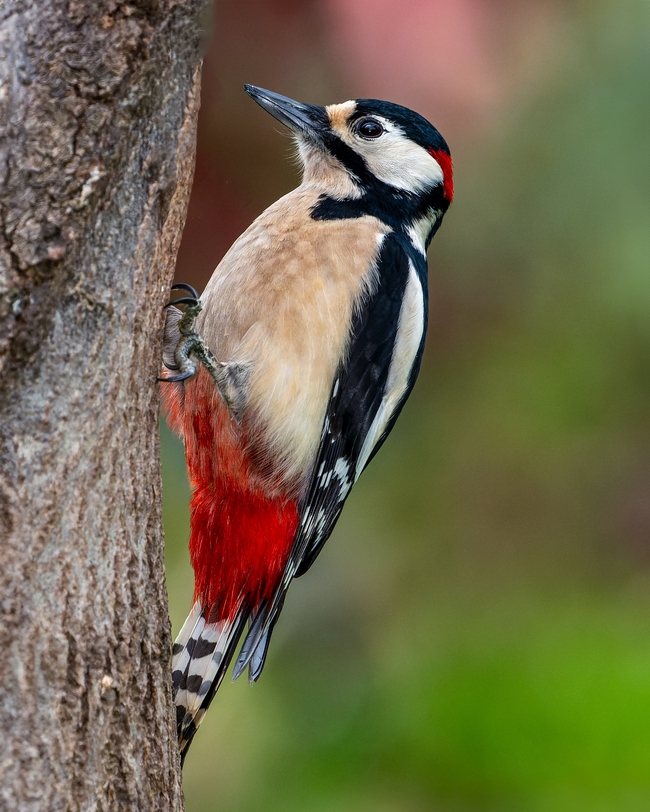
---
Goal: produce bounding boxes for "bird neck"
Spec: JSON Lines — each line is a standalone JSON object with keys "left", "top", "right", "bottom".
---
{"left": 299, "top": 144, "right": 363, "bottom": 201}
{"left": 309, "top": 177, "right": 446, "bottom": 253}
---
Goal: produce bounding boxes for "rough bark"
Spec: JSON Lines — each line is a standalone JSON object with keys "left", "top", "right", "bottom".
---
{"left": 0, "top": 1, "right": 207, "bottom": 809}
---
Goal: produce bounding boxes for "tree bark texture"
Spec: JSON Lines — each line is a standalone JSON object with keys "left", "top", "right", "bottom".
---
{"left": 0, "top": 1, "right": 207, "bottom": 809}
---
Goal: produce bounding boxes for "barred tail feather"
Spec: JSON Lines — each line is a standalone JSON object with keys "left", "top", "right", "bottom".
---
{"left": 172, "top": 602, "right": 249, "bottom": 760}
{"left": 172, "top": 601, "right": 204, "bottom": 678}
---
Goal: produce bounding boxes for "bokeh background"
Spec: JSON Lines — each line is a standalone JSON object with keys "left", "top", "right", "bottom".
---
{"left": 162, "top": 2, "right": 650, "bottom": 809}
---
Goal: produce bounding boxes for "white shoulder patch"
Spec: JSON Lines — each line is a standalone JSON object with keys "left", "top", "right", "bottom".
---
{"left": 355, "top": 261, "right": 425, "bottom": 478}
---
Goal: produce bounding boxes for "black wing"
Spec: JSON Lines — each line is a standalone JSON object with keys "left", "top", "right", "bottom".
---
{"left": 233, "top": 234, "right": 427, "bottom": 680}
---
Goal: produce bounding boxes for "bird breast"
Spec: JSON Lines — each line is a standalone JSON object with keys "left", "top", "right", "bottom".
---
{"left": 198, "top": 185, "right": 390, "bottom": 487}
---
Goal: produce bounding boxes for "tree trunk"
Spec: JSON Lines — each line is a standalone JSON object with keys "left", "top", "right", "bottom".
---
{"left": 0, "top": 1, "right": 207, "bottom": 809}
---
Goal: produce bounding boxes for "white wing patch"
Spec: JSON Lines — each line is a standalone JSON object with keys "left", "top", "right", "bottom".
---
{"left": 355, "top": 261, "right": 425, "bottom": 479}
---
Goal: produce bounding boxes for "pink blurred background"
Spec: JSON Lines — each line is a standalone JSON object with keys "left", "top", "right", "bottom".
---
{"left": 176, "top": 0, "right": 561, "bottom": 287}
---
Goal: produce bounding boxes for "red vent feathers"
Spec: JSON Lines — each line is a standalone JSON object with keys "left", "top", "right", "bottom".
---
{"left": 190, "top": 481, "right": 298, "bottom": 621}
{"left": 161, "top": 369, "right": 299, "bottom": 621}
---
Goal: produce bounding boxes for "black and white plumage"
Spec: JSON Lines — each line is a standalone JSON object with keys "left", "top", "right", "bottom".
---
{"left": 161, "top": 85, "right": 453, "bottom": 758}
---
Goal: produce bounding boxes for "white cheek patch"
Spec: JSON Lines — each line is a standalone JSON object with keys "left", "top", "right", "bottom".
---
{"left": 326, "top": 108, "right": 445, "bottom": 195}
{"left": 361, "top": 128, "right": 444, "bottom": 193}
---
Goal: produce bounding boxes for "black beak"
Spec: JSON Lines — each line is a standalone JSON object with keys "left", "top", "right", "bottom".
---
{"left": 244, "top": 85, "right": 328, "bottom": 140}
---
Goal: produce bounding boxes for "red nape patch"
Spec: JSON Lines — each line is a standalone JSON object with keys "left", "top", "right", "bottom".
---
{"left": 190, "top": 482, "right": 299, "bottom": 622}
{"left": 429, "top": 149, "right": 454, "bottom": 202}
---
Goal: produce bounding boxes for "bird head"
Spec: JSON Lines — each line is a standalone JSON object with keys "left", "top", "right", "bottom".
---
{"left": 244, "top": 85, "right": 453, "bottom": 225}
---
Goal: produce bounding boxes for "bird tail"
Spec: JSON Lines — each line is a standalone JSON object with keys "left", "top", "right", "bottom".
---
{"left": 172, "top": 601, "right": 249, "bottom": 761}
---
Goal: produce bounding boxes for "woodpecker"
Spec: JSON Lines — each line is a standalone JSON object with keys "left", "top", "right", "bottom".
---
{"left": 161, "top": 85, "right": 453, "bottom": 761}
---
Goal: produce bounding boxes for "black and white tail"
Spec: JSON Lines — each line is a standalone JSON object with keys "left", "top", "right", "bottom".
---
{"left": 173, "top": 601, "right": 287, "bottom": 760}
{"left": 172, "top": 602, "right": 248, "bottom": 759}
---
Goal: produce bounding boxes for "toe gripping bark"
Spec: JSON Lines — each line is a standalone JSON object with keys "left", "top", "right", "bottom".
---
{"left": 159, "top": 283, "right": 249, "bottom": 418}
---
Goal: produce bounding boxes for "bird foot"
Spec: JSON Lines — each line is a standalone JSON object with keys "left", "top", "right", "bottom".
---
{"left": 159, "top": 283, "right": 249, "bottom": 418}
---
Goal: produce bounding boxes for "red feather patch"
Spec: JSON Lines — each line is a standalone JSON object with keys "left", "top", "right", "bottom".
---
{"left": 190, "top": 481, "right": 298, "bottom": 621}
{"left": 161, "top": 368, "right": 299, "bottom": 621}
{"left": 429, "top": 149, "right": 454, "bottom": 202}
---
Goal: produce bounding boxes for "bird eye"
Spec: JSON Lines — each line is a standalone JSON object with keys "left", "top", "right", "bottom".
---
{"left": 355, "top": 118, "right": 384, "bottom": 139}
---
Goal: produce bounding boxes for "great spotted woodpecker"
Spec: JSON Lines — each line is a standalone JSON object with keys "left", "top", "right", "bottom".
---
{"left": 161, "top": 85, "right": 453, "bottom": 760}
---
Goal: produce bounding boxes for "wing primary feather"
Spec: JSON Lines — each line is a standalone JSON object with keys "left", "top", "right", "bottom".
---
{"left": 232, "top": 602, "right": 268, "bottom": 681}
{"left": 247, "top": 600, "right": 284, "bottom": 683}
{"left": 248, "top": 630, "right": 272, "bottom": 683}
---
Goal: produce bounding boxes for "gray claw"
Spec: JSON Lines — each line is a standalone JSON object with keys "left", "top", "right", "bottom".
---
{"left": 160, "top": 290, "right": 249, "bottom": 418}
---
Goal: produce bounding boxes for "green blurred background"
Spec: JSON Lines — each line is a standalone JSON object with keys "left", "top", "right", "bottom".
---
{"left": 162, "top": 2, "right": 650, "bottom": 809}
